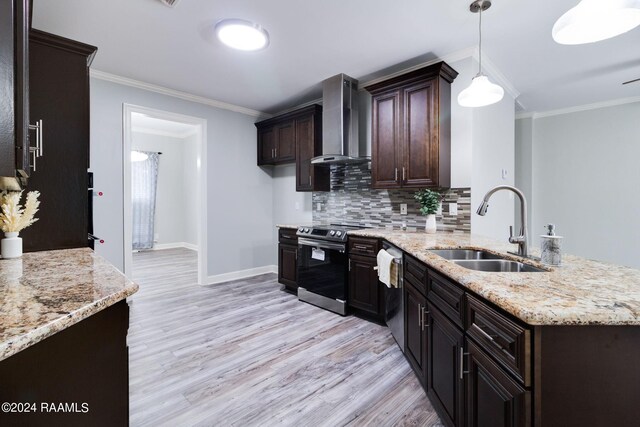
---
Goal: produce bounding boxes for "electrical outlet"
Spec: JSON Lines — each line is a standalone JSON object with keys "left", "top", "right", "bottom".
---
{"left": 436, "top": 204, "right": 443, "bottom": 215}
{"left": 295, "top": 202, "right": 300, "bottom": 211}
{"left": 400, "top": 203, "right": 408, "bottom": 215}
{"left": 316, "top": 203, "right": 322, "bottom": 212}
{"left": 501, "top": 168, "right": 508, "bottom": 180}
{"left": 449, "top": 202, "right": 458, "bottom": 216}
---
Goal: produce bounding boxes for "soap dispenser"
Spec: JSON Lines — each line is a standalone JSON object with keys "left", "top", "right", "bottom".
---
{"left": 540, "top": 224, "right": 563, "bottom": 266}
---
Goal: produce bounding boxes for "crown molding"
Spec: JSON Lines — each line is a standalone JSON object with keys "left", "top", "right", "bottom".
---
{"left": 90, "top": 69, "right": 267, "bottom": 118}
{"left": 516, "top": 95, "right": 640, "bottom": 120}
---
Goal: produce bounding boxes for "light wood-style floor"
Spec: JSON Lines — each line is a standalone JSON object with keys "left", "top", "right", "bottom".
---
{"left": 130, "top": 248, "right": 443, "bottom": 426}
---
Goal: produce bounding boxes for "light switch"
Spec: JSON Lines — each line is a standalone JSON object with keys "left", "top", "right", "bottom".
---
{"left": 449, "top": 203, "right": 458, "bottom": 216}
{"left": 316, "top": 203, "right": 323, "bottom": 212}
{"left": 400, "top": 203, "right": 408, "bottom": 215}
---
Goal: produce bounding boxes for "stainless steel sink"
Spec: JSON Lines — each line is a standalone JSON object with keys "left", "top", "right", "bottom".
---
{"left": 429, "top": 249, "right": 504, "bottom": 260}
{"left": 453, "top": 259, "right": 547, "bottom": 273}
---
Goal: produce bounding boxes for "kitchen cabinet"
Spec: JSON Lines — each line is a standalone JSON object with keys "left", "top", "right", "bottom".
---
{"left": 0, "top": 300, "right": 130, "bottom": 426}
{"left": 426, "top": 304, "right": 464, "bottom": 427}
{"left": 465, "top": 339, "right": 531, "bottom": 427}
{"left": 365, "top": 61, "right": 457, "bottom": 189}
{"left": 347, "top": 237, "right": 384, "bottom": 320}
{"left": 0, "top": 0, "right": 31, "bottom": 189}
{"left": 256, "top": 105, "right": 329, "bottom": 191}
{"left": 348, "top": 254, "right": 382, "bottom": 318}
{"left": 278, "top": 228, "right": 298, "bottom": 292}
{"left": 20, "top": 30, "right": 97, "bottom": 252}
{"left": 404, "top": 279, "right": 428, "bottom": 383}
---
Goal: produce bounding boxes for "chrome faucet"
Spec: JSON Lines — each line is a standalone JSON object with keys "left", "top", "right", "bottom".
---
{"left": 476, "top": 185, "right": 530, "bottom": 258}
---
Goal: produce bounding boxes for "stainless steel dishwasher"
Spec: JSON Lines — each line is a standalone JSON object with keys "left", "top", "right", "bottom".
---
{"left": 382, "top": 241, "right": 404, "bottom": 352}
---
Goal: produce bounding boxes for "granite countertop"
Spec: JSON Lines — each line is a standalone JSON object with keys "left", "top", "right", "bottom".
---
{"left": 276, "top": 225, "right": 640, "bottom": 326}
{"left": 0, "top": 248, "right": 139, "bottom": 362}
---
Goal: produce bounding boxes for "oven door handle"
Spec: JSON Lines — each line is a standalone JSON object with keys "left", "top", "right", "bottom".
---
{"left": 298, "top": 237, "right": 346, "bottom": 253}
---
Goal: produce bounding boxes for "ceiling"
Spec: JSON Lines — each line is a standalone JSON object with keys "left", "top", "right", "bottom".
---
{"left": 33, "top": 0, "right": 640, "bottom": 115}
{"left": 131, "top": 112, "right": 198, "bottom": 138}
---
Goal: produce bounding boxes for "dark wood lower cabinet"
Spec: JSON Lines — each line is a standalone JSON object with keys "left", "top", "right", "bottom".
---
{"left": 427, "top": 304, "right": 464, "bottom": 427}
{"left": 348, "top": 254, "right": 383, "bottom": 318}
{"left": 278, "top": 243, "right": 298, "bottom": 292}
{"left": 404, "top": 280, "right": 427, "bottom": 383}
{"left": 465, "top": 339, "right": 531, "bottom": 427}
{"left": 0, "top": 301, "right": 130, "bottom": 426}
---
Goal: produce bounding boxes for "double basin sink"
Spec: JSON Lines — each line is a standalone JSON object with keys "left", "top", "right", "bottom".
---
{"left": 429, "top": 249, "right": 547, "bottom": 273}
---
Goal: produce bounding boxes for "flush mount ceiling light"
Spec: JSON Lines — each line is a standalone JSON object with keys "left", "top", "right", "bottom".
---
{"left": 215, "top": 19, "right": 270, "bottom": 51}
{"left": 131, "top": 151, "right": 149, "bottom": 162}
{"left": 458, "top": 0, "right": 505, "bottom": 108}
{"left": 552, "top": 0, "right": 640, "bottom": 45}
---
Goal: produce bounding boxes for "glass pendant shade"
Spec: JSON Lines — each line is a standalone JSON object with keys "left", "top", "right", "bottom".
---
{"left": 458, "top": 74, "right": 504, "bottom": 107}
{"left": 552, "top": 0, "right": 640, "bottom": 45}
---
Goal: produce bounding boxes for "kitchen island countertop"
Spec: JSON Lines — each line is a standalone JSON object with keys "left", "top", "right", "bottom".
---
{"left": 277, "top": 225, "right": 640, "bottom": 326}
{"left": 0, "top": 248, "right": 138, "bottom": 362}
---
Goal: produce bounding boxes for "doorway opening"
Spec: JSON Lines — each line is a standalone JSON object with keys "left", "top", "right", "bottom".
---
{"left": 123, "top": 104, "right": 207, "bottom": 285}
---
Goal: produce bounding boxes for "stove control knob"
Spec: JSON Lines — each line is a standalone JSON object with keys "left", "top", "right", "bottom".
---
{"left": 329, "top": 230, "right": 336, "bottom": 236}
{"left": 298, "top": 227, "right": 304, "bottom": 232}
{"left": 304, "top": 228, "right": 310, "bottom": 233}
{"left": 336, "top": 231, "right": 342, "bottom": 237}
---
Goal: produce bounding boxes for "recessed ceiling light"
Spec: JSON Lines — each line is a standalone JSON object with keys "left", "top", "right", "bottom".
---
{"left": 215, "top": 19, "right": 270, "bottom": 51}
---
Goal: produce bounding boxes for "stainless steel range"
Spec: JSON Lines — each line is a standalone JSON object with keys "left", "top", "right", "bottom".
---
{"left": 296, "top": 224, "right": 364, "bottom": 315}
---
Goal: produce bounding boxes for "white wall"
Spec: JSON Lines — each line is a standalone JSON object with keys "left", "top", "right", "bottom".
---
{"left": 90, "top": 78, "right": 274, "bottom": 277}
{"left": 449, "top": 57, "right": 516, "bottom": 239}
{"left": 517, "top": 101, "right": 640, "bottom": 268}
{"left": 514, "top": 117, "right": 534, "bottom": 234}
{"left": 132, "top": 131, "right": 197, "bottom": 247}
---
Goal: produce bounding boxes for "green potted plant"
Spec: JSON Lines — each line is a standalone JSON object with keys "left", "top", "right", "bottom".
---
{"left": 414, "top": 189, "right": 441, "bottom": 234}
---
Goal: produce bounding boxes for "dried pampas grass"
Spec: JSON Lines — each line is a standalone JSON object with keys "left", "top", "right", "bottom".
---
{"left": 0, "top": 190, "right": 40, "bottom": 233}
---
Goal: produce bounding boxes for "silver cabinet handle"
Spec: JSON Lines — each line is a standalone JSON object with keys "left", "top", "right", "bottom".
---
{"left": 275, "top": 147, "right": 277, "bottom": 158}
{"left": 348, "top": 258, "right": 351, "bottom": 271}
{"left": 395, "top": 167, "right": 398, "bottom": 182}
{"left": 402, "top": 167, "right": 406, "bottom": 181}
{"left": 422, "top": 307, "right": 429, "bottom": 330}
{"left": 28, "top": 119, "right": 44, "bottom": 172}
{"left": 459, "top": 347, "right": 470, "bottom": 379}
{"left": 418, "top": 304, "right": 422, "bottom": 328}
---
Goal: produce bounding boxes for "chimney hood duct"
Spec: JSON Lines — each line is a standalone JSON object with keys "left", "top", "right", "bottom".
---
{"left": 311, "top": 73, "right": 369, "bottom": 165}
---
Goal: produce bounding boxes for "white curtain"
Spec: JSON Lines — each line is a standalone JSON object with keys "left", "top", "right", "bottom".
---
{"left": 132, "top": 152, "right": 160, "bottom": 250}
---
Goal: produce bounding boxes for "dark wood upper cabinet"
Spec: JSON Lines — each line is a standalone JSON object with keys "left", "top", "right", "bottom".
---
{"left": 256, "top": 104, "right": 329, "bottom": 192}
{"left": 0, "top": 0, "right": 30, "bottom": 189}
{"left": 21, "top": 30, "right": 97, "bottom": 252}
{"left": 365, "top": 61, "right": 457, "bottom": 189}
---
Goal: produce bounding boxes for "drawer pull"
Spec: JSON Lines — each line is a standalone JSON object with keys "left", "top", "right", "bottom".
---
{"left": 281, "top": 235, "right": 294, "bottom": 239}
{"left": 353, "top": 244, "right": 370, "bottom": 250}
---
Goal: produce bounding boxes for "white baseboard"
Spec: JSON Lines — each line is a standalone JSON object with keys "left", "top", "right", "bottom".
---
{"left": 151, "top": 242, "right": 198, "bottom": 251}
{"left": 208, "top": 265, "right": 277, "bottom": 285}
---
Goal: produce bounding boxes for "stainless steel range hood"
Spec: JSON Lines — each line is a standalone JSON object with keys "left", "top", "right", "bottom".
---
{"left": 311, "top": 73, "right": 369, "bottom": 165}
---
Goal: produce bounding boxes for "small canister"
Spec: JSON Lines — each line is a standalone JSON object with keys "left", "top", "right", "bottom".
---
{"left": 540, "top": 224, "right": 562, "bottom": 266}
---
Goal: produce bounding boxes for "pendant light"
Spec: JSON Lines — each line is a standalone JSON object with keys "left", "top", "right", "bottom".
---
{"left": 458, "top": 0, "right": 504, "bottom": 108}
{"left": 553, "top": 0, "right": 640, "bottom": 45}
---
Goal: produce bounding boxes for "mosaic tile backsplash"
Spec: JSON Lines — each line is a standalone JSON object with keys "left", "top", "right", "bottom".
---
{"left": 312, "top": 164, "right": 471, "bottom": 233}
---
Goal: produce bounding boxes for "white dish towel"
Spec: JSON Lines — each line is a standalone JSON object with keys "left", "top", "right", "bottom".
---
{"left": 377, "top": 249, "right": 396, "bottom": 288}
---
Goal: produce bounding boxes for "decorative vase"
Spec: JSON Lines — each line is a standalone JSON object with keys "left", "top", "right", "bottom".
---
{"left": 1, "top": 232, "right": 23, "bottom": 259}
{"left": 425, "top": 214, "right": 437, "bottom": 234}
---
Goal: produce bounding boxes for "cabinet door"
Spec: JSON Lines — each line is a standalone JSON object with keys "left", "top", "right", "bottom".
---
{"left": 348, "top": 254, "right": 382, "bottom": 317}
{"left": 402, "top": 79, "right": 437, "bottom": 188}
{"left": 278, "top": 244, "right": 298, "bottom": 291}
{"left": 21, "top": 32, "right": 95, "bottom": 252}
{"left": 427, "top": 304, "right": 465, "bottom": 427}
{"left": 404, "top": 281, "right": 428, "bottom": 383}
{"left": 371, "top": 90, "right": 401, "bottom": 189}
{"left": 258, "top": 127, "right": 276, "bottom": 165}
{"left": 465, "top": 339, "right": 531, "bottom": 427}
{"left": 275, "top": 120, "right": 295, "bottom": 163}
